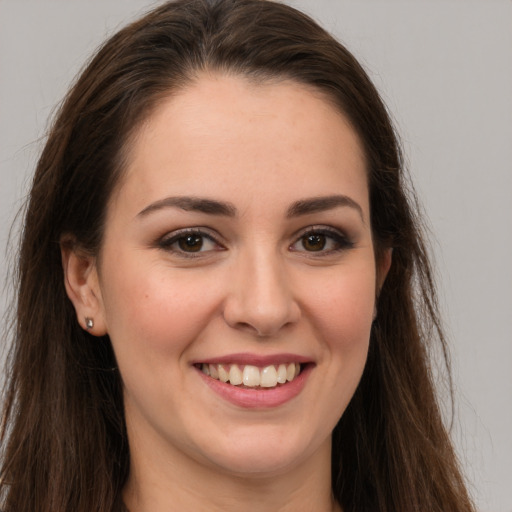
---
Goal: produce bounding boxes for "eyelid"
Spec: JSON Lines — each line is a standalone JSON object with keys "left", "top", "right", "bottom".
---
{"left": 155, "top": 224, "right": 353, "bottom": 258}
{"left": 289, "top": 225, "right": 354, "bottom": 253}
{"left": 157, "top": 227, "right": 225, "bottom": 256}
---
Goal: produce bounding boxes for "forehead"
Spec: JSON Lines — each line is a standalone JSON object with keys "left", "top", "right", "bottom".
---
{"left": 112, "top": 73, "right": 369, "bottom": 218}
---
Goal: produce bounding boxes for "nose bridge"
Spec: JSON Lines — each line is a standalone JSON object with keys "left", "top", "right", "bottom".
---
{"left": 223, "top": 243, "right": 300, "bottom": 336}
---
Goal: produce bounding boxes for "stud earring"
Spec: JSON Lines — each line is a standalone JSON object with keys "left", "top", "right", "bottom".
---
{"left": 85, "top": 317, "right": 94, "bottom": 330}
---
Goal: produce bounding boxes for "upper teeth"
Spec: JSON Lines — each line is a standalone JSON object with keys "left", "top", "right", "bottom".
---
{"left": 201, "top": 363, "right": 301, "bottom": 388}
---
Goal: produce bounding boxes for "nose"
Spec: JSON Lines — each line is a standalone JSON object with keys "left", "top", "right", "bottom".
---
{"left": 222, "top": 248, "right": 301, "bottom": 337}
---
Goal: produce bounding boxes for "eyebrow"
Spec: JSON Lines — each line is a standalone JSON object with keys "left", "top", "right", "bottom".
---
{"left": 137, "top": 196, "right": 237, "bottom": 218}
{"left": 137, "top": 194, "right": 364, "bottom": 221}
{"left": 286, "top": 195, "right": 365, "bottom": 221}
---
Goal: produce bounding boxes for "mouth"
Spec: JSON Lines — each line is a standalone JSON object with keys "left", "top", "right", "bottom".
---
{"left": 193, "top": 356, "right": 313, "bottom": 408}
{"left": 196, "top": 362, "right": 303, "bottom": 389}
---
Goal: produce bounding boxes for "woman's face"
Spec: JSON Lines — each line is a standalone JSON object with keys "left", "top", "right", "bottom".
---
{"left": 89, "top": 75, "right": 385, "bottom": 477}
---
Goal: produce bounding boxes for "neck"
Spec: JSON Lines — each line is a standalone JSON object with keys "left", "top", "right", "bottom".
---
{"left": 123, "top": 434, "right": 340, "bottom": 512}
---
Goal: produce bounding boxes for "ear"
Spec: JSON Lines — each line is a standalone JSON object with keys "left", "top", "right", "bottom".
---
{"left": 61, "top": 238, "right": 108, "bottom": 336}
{"left": 373, "top": 247, "right": 392, "bottom": 320}
{"left": 376, "top": 247, "right": 393, "bottom": 292}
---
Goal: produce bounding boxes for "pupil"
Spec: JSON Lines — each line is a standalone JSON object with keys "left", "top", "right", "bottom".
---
{"left": 179, "top": 234, "right": 203, "bottom": 252}
{"left": 303, "top": 233, "right": 325, "bottom": 251}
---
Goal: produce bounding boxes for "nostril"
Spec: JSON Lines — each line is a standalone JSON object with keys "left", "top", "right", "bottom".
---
{"left": 233, "top": 319, "right": 295, "bottom": 338}
{"left": 222, "top": 271, "right": 301, "bottom": 336}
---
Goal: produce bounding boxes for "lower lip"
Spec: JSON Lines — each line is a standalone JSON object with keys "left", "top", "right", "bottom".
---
{"left": 197, "top": 365, "right": 312, "bottom": 409}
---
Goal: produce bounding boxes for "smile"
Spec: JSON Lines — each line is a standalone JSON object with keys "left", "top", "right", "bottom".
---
{"left": 200, "top": 363, "right": 301, "bottom": 389}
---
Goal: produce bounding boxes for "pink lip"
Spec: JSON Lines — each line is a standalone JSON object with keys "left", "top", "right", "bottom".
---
{"left": 195, "top": 363, "right": 313, "bottom": 409}
{"left": 191, "top": 352, "right": 312, "bottom": 367}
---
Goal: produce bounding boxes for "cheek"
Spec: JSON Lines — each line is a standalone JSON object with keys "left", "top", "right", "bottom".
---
{"left": 294, "top": 265, "right": 376, "bottom": 435}
{"left": 306, "top": 265, "right": 376, "bottom": 349}
{"left": 99, "top": 255, "right": 218, "bottom": 357}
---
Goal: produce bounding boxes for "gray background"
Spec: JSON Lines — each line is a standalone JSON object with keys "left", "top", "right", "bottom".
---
{"left": 1, "top": 1, "right": 511, "bottom": 510}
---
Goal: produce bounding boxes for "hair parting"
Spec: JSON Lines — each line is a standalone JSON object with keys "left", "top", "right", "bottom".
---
{"left": 1, "top": 1, "right": 475, "bottom": 511}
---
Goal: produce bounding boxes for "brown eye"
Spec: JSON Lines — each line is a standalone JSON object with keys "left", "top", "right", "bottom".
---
{"left": 158, "top": 229, "right": 223, "bottom": 257}
{"left": 302, "top": 233, "right": 326, "bottom": 251}
{"left": 178, "top": 234, "right": 204, "bottom": 252}
{"left": 290, "top": 228, "right": 354, "bottom": 255}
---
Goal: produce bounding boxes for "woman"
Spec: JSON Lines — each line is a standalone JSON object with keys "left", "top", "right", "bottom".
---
{"left": 0, "top": 0, "right": 475, "bottom": 511}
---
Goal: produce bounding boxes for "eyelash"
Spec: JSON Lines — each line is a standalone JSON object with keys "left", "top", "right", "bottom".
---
{"left": 157, "top": 228, "right": 224, "bottom": 258}
{"left": 289, "top": 226, "right": 354, "bottom": 255}
{"left": 157, "top": 226, "right": 354, "bottom": 258}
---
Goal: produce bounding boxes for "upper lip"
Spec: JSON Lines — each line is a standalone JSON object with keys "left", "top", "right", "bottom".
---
{"left": 191, "top": 352, "right": 313, "bottom": 366}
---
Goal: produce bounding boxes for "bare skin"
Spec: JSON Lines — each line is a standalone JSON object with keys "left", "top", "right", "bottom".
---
{"left": 63, "top": 73, "right": 390, "bottom": 512}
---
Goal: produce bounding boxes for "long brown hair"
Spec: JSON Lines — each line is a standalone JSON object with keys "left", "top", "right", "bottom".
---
{"left": 1, "top": 1, "right": 475, "bottom": 511}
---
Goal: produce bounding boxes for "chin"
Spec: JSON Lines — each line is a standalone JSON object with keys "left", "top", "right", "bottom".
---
{"left": 196, "top": 427, "right": 325, "bottom": 477}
